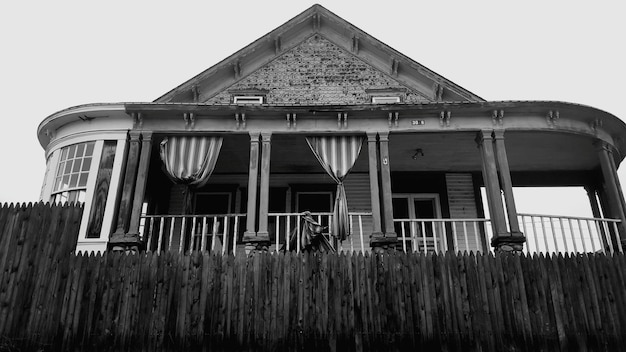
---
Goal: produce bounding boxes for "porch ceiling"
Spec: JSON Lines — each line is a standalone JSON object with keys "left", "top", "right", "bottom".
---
{"left": 163, "top": 130, "right": 601, "bottom": 176}
{"left": 389, "top": 131, "right": 600, "bottom": 172}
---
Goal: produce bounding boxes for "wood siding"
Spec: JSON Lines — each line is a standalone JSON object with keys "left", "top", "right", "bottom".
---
{"left": 446, "top": 173, "right": 481, "bottom": 252}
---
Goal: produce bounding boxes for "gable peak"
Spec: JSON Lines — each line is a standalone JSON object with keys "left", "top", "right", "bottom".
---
{"left": 155, "top": 5, "right": 483, "bottom": 103}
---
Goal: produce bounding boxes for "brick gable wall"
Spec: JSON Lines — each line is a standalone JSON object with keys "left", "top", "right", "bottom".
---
{"left": 204, "top": 36, "right": 431, "bottom": 105}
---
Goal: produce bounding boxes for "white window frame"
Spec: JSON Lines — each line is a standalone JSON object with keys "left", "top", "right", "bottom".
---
{"left": 393, "top": 193, "right": 442, "bottom": 219}
{"left": 372, "top": 96, "right": 401, "bottom": 104}
{"left": 233, "top": 96, "right": 264, "bottom": 104}
{"left": 50, "top": 141, "right": 97, "bottom": 204}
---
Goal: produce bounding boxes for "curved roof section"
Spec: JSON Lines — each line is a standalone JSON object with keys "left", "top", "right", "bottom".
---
{"left": 154, "top": 4, "right": 484, "bottom": 104}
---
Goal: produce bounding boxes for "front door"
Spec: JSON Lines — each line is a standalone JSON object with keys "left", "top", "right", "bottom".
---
{"left": 392, "top": 194, "right": 443, "bottom": 252}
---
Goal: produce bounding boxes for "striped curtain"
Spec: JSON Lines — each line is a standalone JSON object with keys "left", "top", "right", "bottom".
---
{"left": 160, "top": 136, "right": 223, "bottom": 213}
{"left": 306, "top": 135, "right": 364, "bottom": 240}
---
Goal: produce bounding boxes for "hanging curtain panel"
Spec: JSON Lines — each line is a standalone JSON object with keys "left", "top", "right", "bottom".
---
{"left": 160, "top": 135, "right": 223, "bottom": 214}
{"left": 160, "top": 135, "right": 223, "bottom": 187}
{"left": 306, "top": 135, "right": 364, "bottom": 240}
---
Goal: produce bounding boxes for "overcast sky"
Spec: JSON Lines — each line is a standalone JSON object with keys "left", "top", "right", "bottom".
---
{"left": 1, "top": 1, "right": 624, "bottom": 217}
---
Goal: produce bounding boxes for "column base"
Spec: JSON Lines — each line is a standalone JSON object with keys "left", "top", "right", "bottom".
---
{"left": 242, "top": 232, "right": 270, "bottom": 243}
{"left": 108, "top": 232, "right": 144, "bottom": 253}
{"left": 242, "top": 232, "right": 270, "bottom": 255}
{"left": 370, "top": 233, "right": 398, "bottom": 252}
{"left": 491, "top": 232, "right": 526, "bottom": 252}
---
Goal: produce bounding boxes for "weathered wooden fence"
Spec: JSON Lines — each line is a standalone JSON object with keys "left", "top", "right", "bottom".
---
{"left": 2, "top": 203, "right": 626, "bottom": 350}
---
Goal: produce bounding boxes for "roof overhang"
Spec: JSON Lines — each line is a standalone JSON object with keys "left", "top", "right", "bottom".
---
{"left": 38, "top": 100, "right": 626, "bottom": 166}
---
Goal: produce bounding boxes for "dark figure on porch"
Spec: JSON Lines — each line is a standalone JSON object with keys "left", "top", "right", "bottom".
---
{"left": 284, "top": 211, "right": 335, "bottom": 253}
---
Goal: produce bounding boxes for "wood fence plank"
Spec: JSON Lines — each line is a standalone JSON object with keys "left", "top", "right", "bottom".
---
{"left": 4, "top": 204, "right": 626, "bottom": 351}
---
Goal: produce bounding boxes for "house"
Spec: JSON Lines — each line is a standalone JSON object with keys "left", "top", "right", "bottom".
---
{"left": 37, "top": 5, "right": 626, "bottom": 255}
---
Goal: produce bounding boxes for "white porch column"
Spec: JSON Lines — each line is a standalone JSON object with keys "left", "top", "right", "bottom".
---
{"left": 492, "top": 130, "right": 523, "bottom": 238}
{"left": 243, "top": 132, "right": 260, "bottom": 240}
{"left": 256, "top": 132, "right": 272, "bottom": 242}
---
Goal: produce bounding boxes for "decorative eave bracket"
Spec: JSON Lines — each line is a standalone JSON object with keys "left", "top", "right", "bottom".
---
{"left": 132, "top": 112, "right": 143, "bottom": 128}
{"left": 439, "top": 111, "right": 451, "bottom": 127}
{"left": 337, "top": 112, "right": 348, "bottom": 129}
{"left": 591, "top": 117, "right": 603, "bottom": 133}
{"left": 492, "top": 110, "right": 504, "bottom": 126}
{"left": 183, "top": 112, "right": 195, "bottom": 129}
{"left": 388, "top": 112, "right": 399, "bottom": 128}
{"left": 286, "top": 113, "right": 297, "bottom": 129}
{"left": 546, "top": 110, "right": 559, "bottom": 128}
{"left": 235, "top": 113, "right": 247, "bottom": 129}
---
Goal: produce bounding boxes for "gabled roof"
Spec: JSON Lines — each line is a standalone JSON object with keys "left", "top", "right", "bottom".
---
{"left": 155, "top": 4, "right": 484, "bottom": 104}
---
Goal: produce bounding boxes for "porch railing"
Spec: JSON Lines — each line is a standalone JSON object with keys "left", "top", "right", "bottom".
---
{"left": 393, "top": 215, "right": 623, "bottom": 255}
{"left": 140, "top": 212, "right": 372, "bottom": 254}
{"left": 518, "top": 213, "right": 623, "bottom": 254}
{"left": 140, "top": 214, "right": 246, "bottom": 255}
{"left": 268, "top": 212, "right": 372, "bottom": 253}
{"left": 140, "top": 213, "right": 622, "bottom": 255}
{"left": 393, "top": 218, "right": 492, "bottom": 254}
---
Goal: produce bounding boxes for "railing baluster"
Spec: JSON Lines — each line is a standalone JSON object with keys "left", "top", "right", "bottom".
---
{"left": 275, "top": 215, "right": 280, "bottom": 251}
{"left": 431, "top": 221, "right": 437, "bottom": 254}
{"left": 585, "top": 219, "right": 598, "bottom": 252}
{"left": 528, "top": 216, "right": 539, "bottom": 253}
{"left": 233, "top": 215, "right": 239, "bottom": 255}
{"left": 612, "top": 221, "right": 623, "bottom": 253}
{"left": 472, "top": 221, "right": 480, "bottom": 254}
{"left": 286, "top": 216, "right": 291, "bottom": 252}
{"left": 349, "top": 214, "right": 355, "bottom": 253}
{"left": 408, "top": 221, "right": 415, "bottom": 252}
{"left": 462, "top": 221, "right": 469, "bottom": 253}
{"left": 222, "top": 216, "right": 228, "bottom": 255}
{"left": 568, "top": 218, "right": 579, "bottom": 253}
{"left": 145, "top": 217, "right": 154, "bottom": 252}
{"left": 556, "top": 217, "right": 567, "bottom": 253}
{"left": 421, "top": 221, "right": 427, "bottom": 254}
{"left": 577, "top": 219, "right": 586, "bottom": 253}
{"left": 190, "top": 217, "right": 197, "bottom": 254}
{"left": 296, "top": 215, "right": 301, "bottom": 254}
{"left": 201, "top": 217, "right": 208, "bottom": 252}
{"left": 401, "top": 221, "right": 407, "bottom": 253}
{"left": 600, "top": 220, "right": 617, "bottom": 254}
{"left": 179, "top": 217, "right": 186, "bottom": 254}
{"left": 168, "top": 217, "right": 175, "bottom": 252}
{"left": 151, "top": 217, "right": 165, "bottom": 253}
{"left": 358, "top": 215, "right": 364, "bottom": 253}
{"left": 452, "top": 221, "right": 459, "bottom": 253}
{"left": 210, "top": 216, "right": 218, "bottom": 253}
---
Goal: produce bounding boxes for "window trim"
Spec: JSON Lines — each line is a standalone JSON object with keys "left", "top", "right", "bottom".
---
{"left": 51, "top": 141, "right": 96, "bottom": 203}
{"left": 371, "top": 96, "right": 401, "bottom": 104}
{"left": 392, "top": 193, "right": 442, "bottom": 219}
{"left": 233, "top": 96, "right": 264, "bottom": 104}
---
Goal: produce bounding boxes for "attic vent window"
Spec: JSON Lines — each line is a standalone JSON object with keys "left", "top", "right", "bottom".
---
{"left": 372, "top": 96, "right": 400, "bottom": 104}
{"left": 233, "top": 96, "right": 264, "bottom": 104}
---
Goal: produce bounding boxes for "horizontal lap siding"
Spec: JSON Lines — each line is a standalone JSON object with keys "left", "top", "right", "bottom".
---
{"left": 343, "top": 173, "right": 373, "bottom": 251}
{"left": 446, "top": 173, "right": 482, "bottom": 253}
